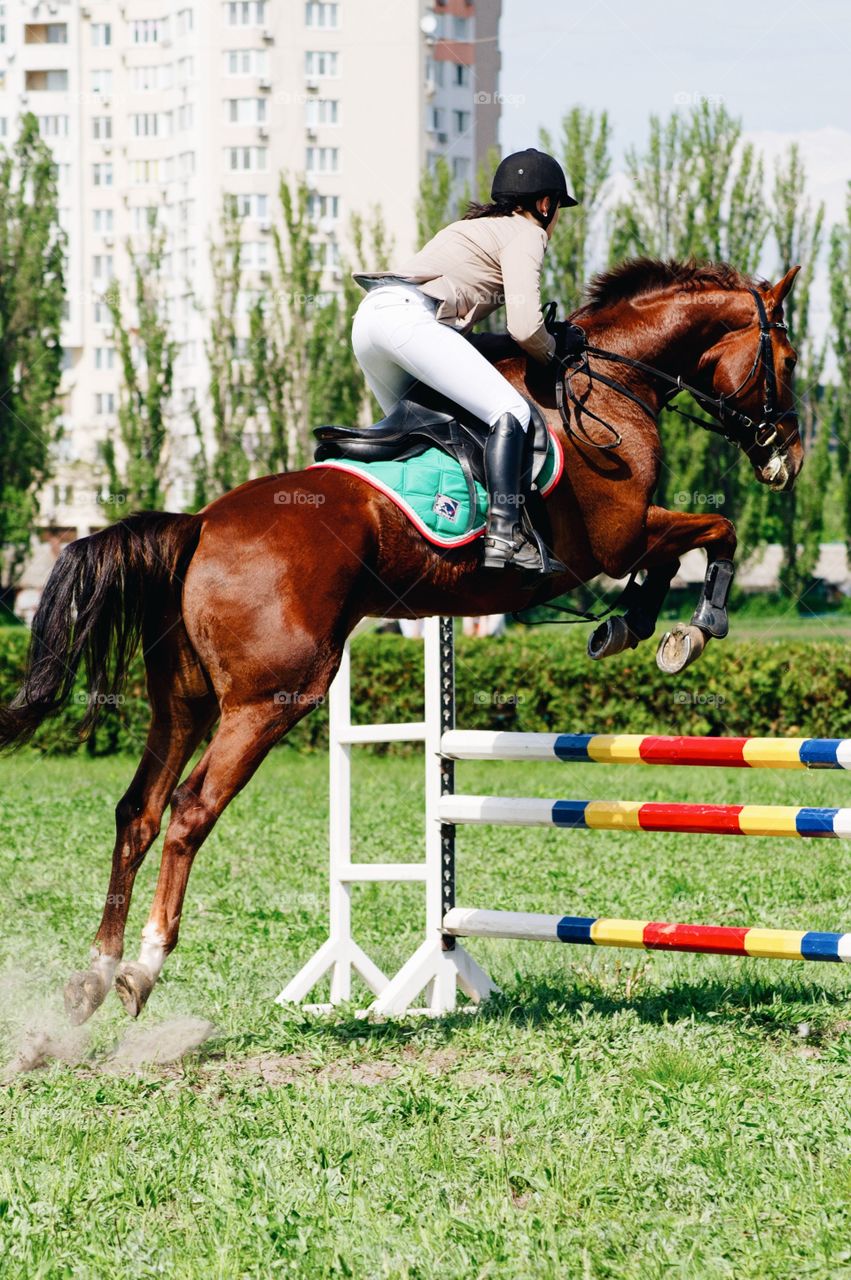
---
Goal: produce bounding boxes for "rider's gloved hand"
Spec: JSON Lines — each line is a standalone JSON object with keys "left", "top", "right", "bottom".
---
{"left": 552, "top": 321, "right": 586, "bottom": 363}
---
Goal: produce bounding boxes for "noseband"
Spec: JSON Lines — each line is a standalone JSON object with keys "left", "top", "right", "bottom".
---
{"left": 555, "top": 287, "right": 798, "bottom": 455}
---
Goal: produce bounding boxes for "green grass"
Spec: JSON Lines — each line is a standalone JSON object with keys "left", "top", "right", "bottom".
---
{"left": 3, "top": 749, "right": 851, "bottom": 1278}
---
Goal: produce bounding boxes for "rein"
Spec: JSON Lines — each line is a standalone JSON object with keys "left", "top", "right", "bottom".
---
{"left": 554, "top": 287, "right": 797, "bottom": 456}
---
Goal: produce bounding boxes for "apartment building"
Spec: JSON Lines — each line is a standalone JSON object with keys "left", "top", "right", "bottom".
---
{"left": 0, "top": 0, "right": 501, "bottom": 598}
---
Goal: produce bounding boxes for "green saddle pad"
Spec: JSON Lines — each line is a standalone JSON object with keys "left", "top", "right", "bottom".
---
{"left": 312, "top": 432, "right": 561, "bottom": 548}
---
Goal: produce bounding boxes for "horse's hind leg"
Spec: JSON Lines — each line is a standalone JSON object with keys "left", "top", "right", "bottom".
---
{"left": 64, "top": 669, "right": 216, "bottom": 1025}
{"left": 114, "top": 657, "right": 338, "bottom": 1017}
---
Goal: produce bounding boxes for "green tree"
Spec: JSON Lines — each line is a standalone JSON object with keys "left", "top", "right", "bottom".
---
{"left": 0, "top": 113, "right": 65, "bottom": 607}
{"left": 610, "top": 101, "right": 766, "bottom": 266}
{"left": 309, "top": 205, "right": 393, "bottom": 426}
{"left": 540, "top": 107, "right": 612, "bottom": 313}
{"left": 828, "top": 183, "right": 851, "bottom": 555}
{"left": 416, "top": 155, "right": 454, "bottom": 243}
{"left": 763, "top": 144, "right": 827, "bottom": 600}
{"left": 609, "top": 103, "right": 770, "bottom": 564}
{"left": 192, "top": 198, "right": 255, "bottom": 507}
{"left": 102, "top": 213, "right": 177, "bottom": 515}
{"left": 250, "top": 176, "right": 392, "bottom": 466}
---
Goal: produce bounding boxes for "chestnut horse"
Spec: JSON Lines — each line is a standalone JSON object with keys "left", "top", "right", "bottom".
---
{"left": 0, "top": 258, "right": 803, "bottom": 1023}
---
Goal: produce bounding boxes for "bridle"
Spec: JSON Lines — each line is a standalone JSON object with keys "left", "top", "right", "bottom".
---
{"left": 553, "top": 288, "right": 799, "bottom": 459}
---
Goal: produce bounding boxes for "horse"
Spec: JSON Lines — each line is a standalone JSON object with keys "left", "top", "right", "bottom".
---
{"left": 0, "top": 257, "right": 803, "bottom": 1024}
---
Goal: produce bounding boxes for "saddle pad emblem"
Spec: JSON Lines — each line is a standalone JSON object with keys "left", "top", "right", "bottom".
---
{"left": 433, "top": 493, "right": 460, "bottom": 522}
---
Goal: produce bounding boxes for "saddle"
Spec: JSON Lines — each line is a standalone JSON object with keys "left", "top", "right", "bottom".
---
{"left": 313, "top": 333, "right": 554, "bottom": 542}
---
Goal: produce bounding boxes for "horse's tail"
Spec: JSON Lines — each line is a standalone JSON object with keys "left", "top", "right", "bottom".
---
{"left": 0, "top": 511, "right": 202, "bottom": 749}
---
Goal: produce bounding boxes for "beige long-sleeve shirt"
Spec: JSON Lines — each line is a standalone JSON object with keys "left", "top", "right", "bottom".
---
{"left": 358, "top": 212, "right": 556, "bottom": 364}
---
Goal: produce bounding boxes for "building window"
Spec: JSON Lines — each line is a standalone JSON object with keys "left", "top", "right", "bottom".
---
{"left": 95, "top": 347, "right": 116, "bottom": 371}
{"left": 305, "top": 146, "right": 339, "bottom": 174}
{"left": 305, "top": 2, "right": 338, "bottom": 29}
{"left": 225, "top": 1, "right": 266, "bottom": 25}
{"left": 449, "top": 15, "right": 472, "bottom": 38}
{"left": 131, "top": 112, "right": 160, "bottom": 137}
{"left": 305, "top": 98, "right": 339, "bottom": 126}
{"left": 307, "top": 192, "right": 340, "bottom": 222}
{"left": 177, "top": 55, "right": 195, "bottom": 82}
{"left": 176, "top": 8, "right": 194, "bottom": 35}
{"left": 305, "top": 50, "right": 339, "bottom": 77}
{"left": 452, "top": 156, "right": 471, "bottom": 182}
{"left": 226, "top": 191, "right": 269, "bottom": 218}
{"left": 91, "top": 22, "right": 111, "bottom": 46}
{"left": 131, "top": 18, "right": 167, "bottom": 44}
{"left": 224, "top": 97, "right": 267, "bottom": 124}
{"left": 91, "top": 69, "right": 113, "bottom": 95}
{"left": 225, "top": 147, "right": 268, "bottom": 172}
{"left": 93, "top": 209, "right": 114, "bottom": 232}
{"left": 92, "top": 254, "right": 114, "bottom": 280}
{"left": 429, "top": 106, "right": 444, "bottom": 133}
{"left": 0, "top": 119, "right": 6, "bottom": 138}
{"left": 179, "top": 151, "right": 196, "bottom": 178}
{"left": 38, "top": 115, "right": 69, "bottom": 137}
{"left": 24, "top": 23, "right": 68, "bottom": 43}
{"left": 453, "top": 109, "right": 470, "bottom": 134}
{"left": 237, "top": 241, "right": 270, "bottom": 269}
{"left": 132, "top": 159, "right": 160, "bottom": 184}
{"left": 426, "top": 58, "right": 445, "bottom": 88}
{"left": 176, "top": 103, "right": 194, "bottom": 130}
{"left": 92, "top": 116, "right": 112, "bottom": 140}
{"left": 224, "top": 48, "right": 268, "bottom": 75}
{"left": 25, "top": 69, "right": 70, "bottom": 91}
{"left": 93, "top": 163, "right": 113, "bottom": 187}
{"left": 95, "top": 392, "right": 116, "bottom": 416}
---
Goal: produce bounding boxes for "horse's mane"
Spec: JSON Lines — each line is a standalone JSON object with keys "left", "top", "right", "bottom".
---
{"left": 576, "top": 257, "right": 762, "bottom": 315}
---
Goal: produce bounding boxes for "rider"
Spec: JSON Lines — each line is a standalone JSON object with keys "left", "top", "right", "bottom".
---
{"left": 351, "top": 148, "right": 582, "bottom": 577}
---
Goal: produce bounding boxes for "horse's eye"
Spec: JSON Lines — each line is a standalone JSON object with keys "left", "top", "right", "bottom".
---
{"left": 784, "top": 355, "right": 797, "bottom": 370}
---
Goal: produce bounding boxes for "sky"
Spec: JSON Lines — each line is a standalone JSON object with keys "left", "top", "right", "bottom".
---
{"left": 499, "top": 0, "right": 851, "bottom": 165}
{"left": 497, "top": 0, "right": 851, "bottom": 345}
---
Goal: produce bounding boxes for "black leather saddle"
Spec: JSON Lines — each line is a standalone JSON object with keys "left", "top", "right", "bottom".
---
{"left": 313, "top": 342, "right": 552, "bottom": 537}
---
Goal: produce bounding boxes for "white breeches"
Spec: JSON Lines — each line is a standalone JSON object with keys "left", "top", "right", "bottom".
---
{"left": 351, "top": 282, "right": 531, "bottom": 430}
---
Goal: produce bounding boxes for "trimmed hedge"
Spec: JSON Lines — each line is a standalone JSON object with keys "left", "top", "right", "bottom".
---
{"left": 1, "top": 624, "right": 849, "bottom": 756}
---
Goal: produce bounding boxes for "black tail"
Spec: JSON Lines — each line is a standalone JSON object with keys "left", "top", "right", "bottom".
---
{"left": 0, "top": 511, "right": 202, "bottom": 749}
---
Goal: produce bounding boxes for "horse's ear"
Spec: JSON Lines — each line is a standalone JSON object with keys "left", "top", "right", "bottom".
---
{"left": 769, "top": 265, "right": 801, "bottom": 307}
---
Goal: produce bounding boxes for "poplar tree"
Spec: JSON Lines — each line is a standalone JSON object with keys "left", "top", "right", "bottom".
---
{"left": 0, "top": 113, "right": 65, "bottom": 607}
{"left": 828, "top": 183, "right": 851, "bottom": 555}
{"left": 103, "top": 213, "right": 177, "bottom": 515}
{"left": 540, "top": 107, "right": 612, "bottom": 313}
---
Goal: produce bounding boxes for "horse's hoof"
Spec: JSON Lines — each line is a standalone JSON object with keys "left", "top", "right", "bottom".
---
{"left": 64, "top": 969, "right": 109, "bottom": 1026}
{"left": 587, "top": 615, "right": 638, "bottom": 660}
{"left": 656, "top": 623, "right": 708, "bottom": 674}
{"left": 114, "top": 962, "right": 154, "bottom": 1019}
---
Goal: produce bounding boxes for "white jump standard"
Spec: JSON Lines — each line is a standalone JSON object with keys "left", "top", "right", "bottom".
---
{"left": 279, "top": 617, "right": 851, "bottom": 1016}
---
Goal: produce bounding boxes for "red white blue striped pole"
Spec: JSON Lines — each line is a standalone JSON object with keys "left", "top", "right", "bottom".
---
{"left": 443, "top": 908, "right": 851, "bottom": 963}
{"left": 442, "top": 730, "right": 851, "bottom": 770}
{"left": 439, "top": 795, "right": 851, "bottom": 838}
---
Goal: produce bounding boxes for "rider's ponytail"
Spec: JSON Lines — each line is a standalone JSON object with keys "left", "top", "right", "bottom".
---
{"left": 462, "top": 196, "right": 519, "bottom": 220}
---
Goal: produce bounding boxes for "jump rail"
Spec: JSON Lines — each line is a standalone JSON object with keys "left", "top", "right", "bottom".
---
{"left": 278, "top": 617, "right": 850, "bottom": 1016}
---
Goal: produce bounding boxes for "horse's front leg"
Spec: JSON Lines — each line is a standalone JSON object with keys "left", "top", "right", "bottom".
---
{"left": 588, "top": 506, "right": 737, "bottom": 673}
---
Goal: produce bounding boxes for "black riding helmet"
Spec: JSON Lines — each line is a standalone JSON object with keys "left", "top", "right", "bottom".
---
{"left": 491, "top": 148, "right": 578, "bottom": 226}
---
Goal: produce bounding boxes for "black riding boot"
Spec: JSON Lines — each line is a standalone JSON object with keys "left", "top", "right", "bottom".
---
{"left": 482, "top": 413, "right": 566, "bottom": 576}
